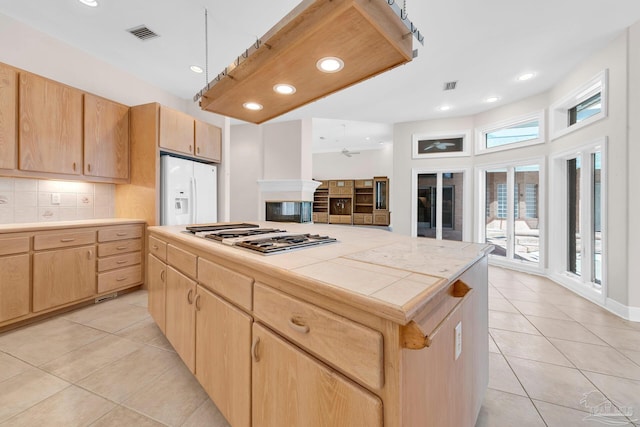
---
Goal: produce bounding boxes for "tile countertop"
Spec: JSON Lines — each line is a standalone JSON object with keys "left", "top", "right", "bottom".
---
{"left": 150, "top": 222, "right": 493, "bottom": 325}
{"left": 0, "top": 218, "right": 146, "bottom": 233}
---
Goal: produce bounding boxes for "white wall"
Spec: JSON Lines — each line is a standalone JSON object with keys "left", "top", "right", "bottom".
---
{"left": 312, "top": 145, "right": 393, "bottom": 180}
{"left": 229, "top": 124, "right": 263, "bottom": 221}
{"left": 391, "top": 30, "right": 639, "bottom": 315}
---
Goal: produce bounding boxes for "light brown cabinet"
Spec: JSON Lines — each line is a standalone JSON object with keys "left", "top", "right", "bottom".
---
{"left": 147, "top": 253, "right": 167, "bottom": 333}
{"left": 96, "top": 224, "right": 143, "bottom": 294}
{"left": 315, "top": 177, "right": 390, "bottom": 226}
{"left": 165, "top": 266, "right": 197, "bottom": 372}
{"left": 33, "top": 244, "right": 96, "bottom": 312}
{"left": 0, "top": 63, "right": 17, "bottom": 170}
{"left": 195, "top": 119, "right": 222, "bottom": 162}
{"left": 252, "top": 323, "right": 383, "bottom": 427}
{"left": 84, "top": 94, "right": 130, "bottom": 180}
{"left": 196, "top": 285, "right": 252, "bottom": 427}
{"left": 19, "top": 72, "right": 83, "bottom": 175}
{"left": 0, "top": 234, "right": 30, "bottom": 323}
{"left": 159, "top": 106, "right": 195, "bottom": 156}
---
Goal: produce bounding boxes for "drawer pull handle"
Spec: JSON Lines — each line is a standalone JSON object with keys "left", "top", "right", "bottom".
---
{"left": 194, "top": 294, "right": 201, "bottom": 311}
{"left": 401, "top": 280, "right": 472, "bottom": 350}
{"left": 116, "top": 260, "right": 127, "bottom": 265}
{"left": 288, "top": 317, "right": 310, "bottom": 334}
{"left": 152, "top": 245, "right": 159, "bottom": 250}
{"left": 116, "top": 245, "right": 127, "bottom": 250}
{"left": 116, "top": 232, "right": 128, "bottom": 237}
{"left": 116, "top": 276, "right": 127, "bottom": 282}
{"left": 187, "top": 288, "right": 194, "bottom": 304}
{"left": 251, "top": 337, "right": 260, "bottom": 362}
{"left": 60, "top": 238, "right": 75, "bottom": 242}
{"left": 160, "top": 270, "right": 166, "bottom": 282}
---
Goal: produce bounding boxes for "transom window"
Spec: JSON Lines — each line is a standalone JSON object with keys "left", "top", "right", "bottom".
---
{"left": 476, "top": 111, "right": 545, "bottom": 154}
{"left": 568, "top": 92, "right": 602, "bottom": 126}
{"left": 486, "top": 119, "right": 540, "bottom": 148}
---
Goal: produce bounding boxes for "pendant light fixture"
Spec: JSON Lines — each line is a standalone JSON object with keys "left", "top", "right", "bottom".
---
{"left": 194, "top": 0, "right": 423, "bottom": 124}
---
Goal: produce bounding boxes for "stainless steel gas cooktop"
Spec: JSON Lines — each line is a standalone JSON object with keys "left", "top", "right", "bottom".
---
{"left": 183, "top": 223, "right": 337, "bottom": 255}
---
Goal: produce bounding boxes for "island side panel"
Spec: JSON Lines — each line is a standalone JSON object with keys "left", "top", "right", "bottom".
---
{"left": 400, "top": 256, "right": 489, "bottom": 427}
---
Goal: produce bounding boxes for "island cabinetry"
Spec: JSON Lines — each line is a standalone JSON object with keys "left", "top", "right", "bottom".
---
{"left": 253, "top": 283, "right": 384, "bottom": 390}
{"left": 0, "top": 62, "right": 17, "bottom": 170}
{"left": 84, "top": 94, "right": 130, "bottom": 180}
{"left": 19, "top": 72, "right": 83, "bottom": 175}
{"left": 252, "top": 323, "right": 383, "bottom": 427}
{"left": 195, "top": 285, "right": 252, "bottom": 427}
{"left": 148, "top": 235, "right": 168, "bottom": 332}
{"left": 0, "top": 235, "right": 30, "bottom": 323}
{"left": 165, "top": 265, "right": 197, "bottom": 372}
{"left": 32, "top": 230, "right": 97, "bottom": 312}
{"left": 97, "top": 224, "right": 143, "bottom": 293}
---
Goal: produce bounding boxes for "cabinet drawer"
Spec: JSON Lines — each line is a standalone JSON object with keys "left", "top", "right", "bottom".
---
{"left": 148, "top": 235, "right": 167, "bottom": 261}
{"left": 34, "top": 230, "right": 95, "bottom": 250}
{"left": 167, "top": 244, "right": 197, "bottom": 278}
{"left": 98, "top": 265, "right": 142, "bottom": 293}
{"left": 98, "top": 252, "right": 141, "bottom": 272}
{"left": 0, "top": 236, "right": 30, "bottom": 255}
{"left": 254, "top": 283, "right": 384, "bottom": 390}
{"left": 98, "top": 224, "right": 143, "bottom": 242}
{"left": 98, "top": 239, "right": 141, "bottom": 257}
{"left": 197, "top": 258, "right": 254, "bottom": 311}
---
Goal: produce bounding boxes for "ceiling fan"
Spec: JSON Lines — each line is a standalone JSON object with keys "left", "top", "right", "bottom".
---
{"left": 341, "top": 148, "right": 361, "bottom": 157}
{"left": 423, "top": 141, "right": 455, "bottom": 151}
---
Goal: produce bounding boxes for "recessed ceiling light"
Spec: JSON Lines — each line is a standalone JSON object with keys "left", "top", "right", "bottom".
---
{"left": 243, "top": 102, "right": 263, "bottom": 111}
{"left": 273, "top": 84, "right": 296, "bottom": 95}
{"left": 190, "top": 65, "right": 203, "bottom": 74}
{"left": 79, "top": 0, "right": 98, "bottom": 6}
{"left": 365, "top": 137, "right": 371, "bottom": 141}
{"left": 485, "top": 96, "right": 500, "bottom": 103}
{"left": 438, "top": 105, "right": 451, "bottom": 111}
{"left": 518, "top": 72, "right": 535, "bottom": 81}
{"left": 316, "top": 57, "right": 344, "bottom": 73}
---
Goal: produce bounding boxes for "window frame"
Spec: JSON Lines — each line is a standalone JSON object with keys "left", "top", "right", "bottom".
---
{"left": 411, "top": 130, "right": 471, "bottom": 159}
{"left": 475, "top": 110, "right": 546, "bottom": 155}
{"left": 549, "top": 70, "right": 608, "bottom": 140}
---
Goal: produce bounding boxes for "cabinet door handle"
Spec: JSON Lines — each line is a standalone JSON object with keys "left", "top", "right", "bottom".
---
{"left": 251, "top": 336, "right": 260, "bottom": 362}
{"left": 87, "top": 250, "right": 93, "bottom": 259}
{"left": 160, "top": 270, "right": 165, "bottom": 282}
{"left": 87, "top": 164, "right": 92, "bottom": 172}
{"left": 73, "top": 162, "right": 77, "bottom": 171}
{"left": 60, "top": 238, "right": 75, "bottom": 242}
{"left": 194, "top": 294, "right": 201, "bottom": 311}
{"left": 187, "top": 288, "right": 194, "bottom": 304}
{"left": 189, "top": 145, "right": 193, "bottom": 152}
{"left": 288, "top": 317, "right": 310, "bottom": 334}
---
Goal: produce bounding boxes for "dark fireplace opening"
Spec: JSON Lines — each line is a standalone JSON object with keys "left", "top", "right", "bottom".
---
{"left": 265, "top": 201, "right": 312, "bottom": 223}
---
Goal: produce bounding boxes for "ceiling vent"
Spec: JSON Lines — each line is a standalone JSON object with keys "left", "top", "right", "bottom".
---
{"left": 443, "top": 81, "right": 458, "bottom": 91}
{"left": 127, "top": 25, "right": 159, "bottom": 41}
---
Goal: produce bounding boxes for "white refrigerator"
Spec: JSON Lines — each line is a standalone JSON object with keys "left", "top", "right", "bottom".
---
{"left": 160, "top": 155, "right": 217, "bottom": 225}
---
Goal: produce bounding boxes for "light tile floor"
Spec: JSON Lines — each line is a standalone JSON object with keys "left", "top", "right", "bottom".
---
{"left": 0, "top": 267, "right": 639, "bottom": 426}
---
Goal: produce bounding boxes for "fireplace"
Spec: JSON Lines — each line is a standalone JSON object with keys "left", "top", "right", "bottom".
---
{"left": 265, "top": 201, "right": 312, "bottom": 223}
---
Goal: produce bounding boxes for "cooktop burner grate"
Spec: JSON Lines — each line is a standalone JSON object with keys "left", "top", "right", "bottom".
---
{"left": 204, "top": 228, "right": 287, "bottom": 241}
{"left": 234, "top": 234, "right": 337, "bottom": 254}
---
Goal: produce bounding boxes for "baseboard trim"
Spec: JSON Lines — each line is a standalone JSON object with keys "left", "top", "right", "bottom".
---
{"left": 605, "top": 298, "right": 640, "bottom": 322}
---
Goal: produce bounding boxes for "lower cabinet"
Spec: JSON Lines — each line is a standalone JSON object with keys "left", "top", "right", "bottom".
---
{"left": 195, "top": 286, "right": 252, "bottom": 427}
{"left": 165, "top": 266, "right": 196, "bottom": 372}
{"left": 251, "top": 323, "right": 383, "bottom": 427}
{"left": 147, "top": 253, "right": 167, "bottom": 333}
{"left": 0, "top": 254, "right": 30, "bottom": 323}
{"left": 32, "top": 245, "right": 96, "bottom": 312}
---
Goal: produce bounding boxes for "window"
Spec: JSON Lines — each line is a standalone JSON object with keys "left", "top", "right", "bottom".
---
{"left": 498, "top": 183, "right": 519, "bottom": 219}
{"left": 476, "top": 111, "right": 545, "bottom": 154}
{"left": 525, "top": 184, "right": 538, "bottom": 219}
{"left": 568, "top": 92, "right": 602, "bottom": 126}
{"left": 550, "top": 70, "right": 608, "bottom": 140}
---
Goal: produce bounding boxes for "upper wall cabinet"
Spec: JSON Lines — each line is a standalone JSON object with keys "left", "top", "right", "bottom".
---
{"left": 159, "top": 106, "right": 195, "bottom": 156}
{"left": 0, "top": 63, "right": 17, "bottom": 170}
{"left": 195, "top": 119, "right": 222, "bottom": 162}
{"left": 19, "top": 72, "right": 83, "bottom": 175}
{"left": 84, "top": 94, "right": 130, "bottom": 180}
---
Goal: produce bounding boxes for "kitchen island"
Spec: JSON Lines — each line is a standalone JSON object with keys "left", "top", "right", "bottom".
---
{"left": 147, "top": 222, "right": 492, "bottom": 427}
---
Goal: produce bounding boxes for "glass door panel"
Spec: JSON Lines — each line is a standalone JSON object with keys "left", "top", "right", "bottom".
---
{"left": 567, "top": 157, "right": 581, "bottom": 276}
{"left": 442, "top": 172, "right": 463, "bottom": 241}
{"left": 514, "top": 165, "right": 540, "bottom": 263}
{"left": 485, "top": 170, "right": 508, "bottom": 257}
{"left": 417, "top": 172, "right": 463, "bottom": 241}
{"left": 417, "top": 174, "right": 437, "bottom": 238}
{"left": 592, "top": 152, "right": 602, "bottom": 285}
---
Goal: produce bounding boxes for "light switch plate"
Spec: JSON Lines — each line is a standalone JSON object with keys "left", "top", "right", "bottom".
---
{"left": 51, "top": 193, "right": 61, "bottom": 205}
{"left": 455, "top": 321, "right": 462, "bottom": 360}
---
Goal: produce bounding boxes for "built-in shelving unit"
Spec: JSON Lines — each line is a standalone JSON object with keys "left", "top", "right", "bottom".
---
{"left": 312, "top": 177, "right": 390, "bottom": 226}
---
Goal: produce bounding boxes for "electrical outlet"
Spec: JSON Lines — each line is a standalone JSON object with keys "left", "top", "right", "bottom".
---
{"left": 51, "top": 193, "right": 61, "bottom": 205}
{"left": 455, "top": 321, "right": 462, "bottom": 360}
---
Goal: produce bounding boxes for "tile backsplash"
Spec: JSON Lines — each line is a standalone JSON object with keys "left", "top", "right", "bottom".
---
{"left": 0, "top": 177, "right": 115, "bottom": 224}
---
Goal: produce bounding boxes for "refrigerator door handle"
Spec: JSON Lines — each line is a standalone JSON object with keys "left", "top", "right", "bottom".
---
{"left": 191, "top": 176, "right": 197, "bottom": 224}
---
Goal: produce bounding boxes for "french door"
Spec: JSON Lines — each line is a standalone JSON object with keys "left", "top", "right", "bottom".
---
{"left": 478, "top": 159, "right": 544, "bottom": 270}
